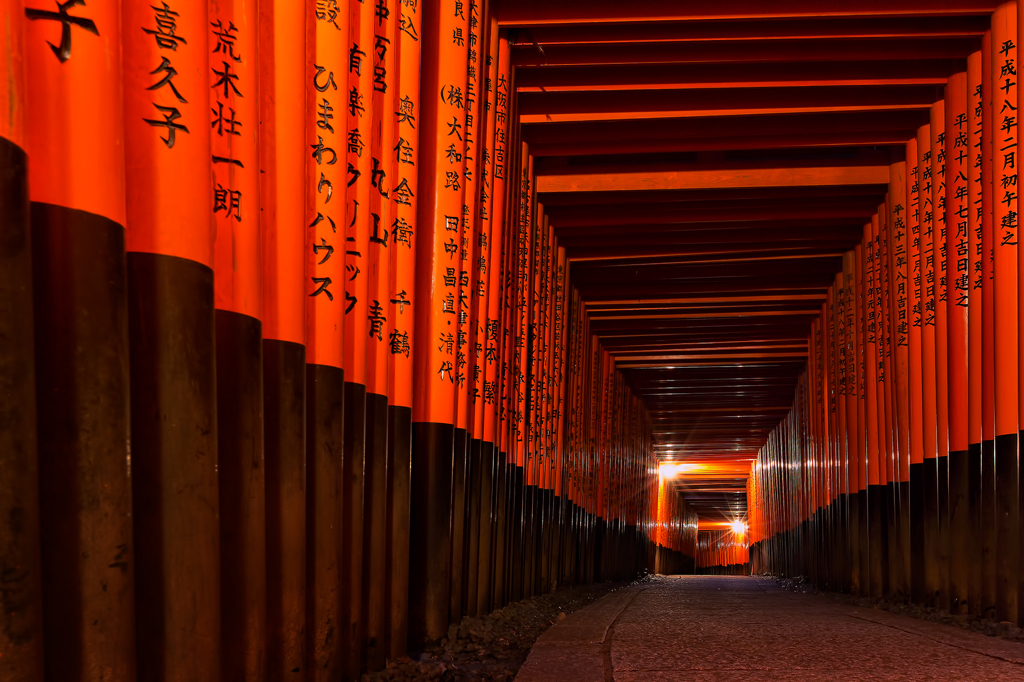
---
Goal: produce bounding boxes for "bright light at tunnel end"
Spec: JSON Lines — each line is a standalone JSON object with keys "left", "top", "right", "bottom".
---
{"left": 730, "top": 520, "right": 747, "bottom": 535}
{"left": 658, "top": 461, "right": 697, "bottom": 480}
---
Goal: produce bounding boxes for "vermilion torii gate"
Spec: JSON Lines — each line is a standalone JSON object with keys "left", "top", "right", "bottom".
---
{"left": 3, "top": 0, "right": 1024, "bottom": 680}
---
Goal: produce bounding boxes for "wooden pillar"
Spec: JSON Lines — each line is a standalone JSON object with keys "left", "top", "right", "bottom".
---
{"left": 890, "top": 164, "right": 912, "bottom": 600}
{"left": 0, "top": 3, "right": 43, "bottom": 679}
{"left": 936, "top": 99, "right": 954, "bottom": 616}
{"left": 867, "top": 215, "right": 888, "bottom": 598}
{"left": 923, "top": 108, "right": 943, "bottom": 606}
{"left": 475, "top": 16, "right": 508, "bottom": 617}
{"left": 967, "top": 46, "right": 986, "bottom": 620}
{"left": 910, "top": 129, "right": 928, "bottom": 603}
{"left": 342, "top": 1, "right": 372, "bottom": 673}
{"left": 386, "top": 0, "right": 420, "bottom": 659}
{"left": 992, "top": 2, "right": 1019, "bottom": 625}
{"left": 123, "top": 1, "right": 219, "bottom": 678}
{"left": 362, "top": 0, "right": 399, "bottom": 670}
{"left": 447, "top": 0, "right": 475, "bottom": 624}
{"left": 24, "top": 0, "right": 135, "bottom": 675}
{"left": 980, "top": 29, "right": 999, "bottom": 621}
{"left": 408, "top": 0, "right": 469, "bottom": 646}
{"left": 304, "top": 0, "right": 348, "bottom": 676}
{"left": 206, "top": 3, "right": 267, "bottom": 678}
{"left": 946, "top": 69, "right": 971, "bottom": 615}
{"left": 258, "top": 0, "right": 308, "bottom": 675}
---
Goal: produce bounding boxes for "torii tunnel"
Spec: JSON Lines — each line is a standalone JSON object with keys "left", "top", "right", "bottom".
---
{"left": 5, "top": 0, "right": 1024, "bottom": 679}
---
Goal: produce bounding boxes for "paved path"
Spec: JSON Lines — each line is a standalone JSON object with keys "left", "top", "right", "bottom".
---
{"left": 516, "top": 575, "right": 1024, "bottom": 681}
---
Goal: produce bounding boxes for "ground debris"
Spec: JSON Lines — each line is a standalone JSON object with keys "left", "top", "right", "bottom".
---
{"left": 364, "top": 575, "right": 650, "bottom": 681}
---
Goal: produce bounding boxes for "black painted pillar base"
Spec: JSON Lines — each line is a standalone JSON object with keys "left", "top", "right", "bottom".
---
{"left": 263, "top": 339, "right": 306, "bottom": 680}
{"left": 128, "top": 252, "right": 219, "bottom": 681}
{"left": 362, "top": 392, "right": 389, "bottom": 672}
{"left": 910, "top": 462, "right": 925, "bottom": 604}
{"left": 449, "top": 428, "right": 468, "bottom": 623}
{"left": 216, "top": 309, "right": 266, "bottom": 681}
{"left": 1, "top": 137, "right": 44, "bottom": 682}
{"left": 33, "top": 201, "right": 135, "bottom": 681}
{"left": 967, "top": 441, "right": 983, "bottom": 617}
{"left": 980, "top": 438, "right": 997, "bottom": 619}
{"left": 950, "top": 448, "right": 970, "bottom": 614}
{"left": 385, "top": 405, "right": 412, "bottom": 660}
{"left": 305, "top": 364, "right": 344, "bottom": 680}
{"left": 408, "top": 422, "right": 454, "bottom": 648}
{"left": 995, "top": 433, "right": 1019, "bottom": 624}
{"left": 475, "top": 441, "right": 495, "bottom": 616}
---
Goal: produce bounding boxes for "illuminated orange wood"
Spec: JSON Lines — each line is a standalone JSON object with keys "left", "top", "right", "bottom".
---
{"left": 345, "top": 0, "right": 373, "bottom": 385}
{"left": 889, "top": 164, "right": 910, "bottom": 484}
{"left": 909, "top": 134, "right": 925, "bottom": 468}
{"left": 124, "top": 0, "right": 211, "bottom": 265}
{"left": 260, "top": 0, "right": 306, "bottom": 346}
{"left": 211, "top": 0, "right": 260, "bottom": 319}
{"left": 946, "top": 71, "right": 970, "bottom": 456}
{"left": 992, "top": 0, "right": 1019, "bottom": 625}
{"left": 306, "top": 0, "right": 347, "bottom": 370}
{"left": 924, "top": 106, "right": 941, "bottom": 462}
{"left": 389, "top": 0, "right": 420, "bottom": 411}
{"left": 536, "top": 165, "right": 889, "bottom": 193}
{"left": 366, "top": 0, "right": 397, "bottom": 400}
{"left": 992, "top": 2, "right": 1017, "bottom": 440}
{"left": 482, "top": 29, "right": 512, "bottom": 446}
{"left": 412, "top": 0, "right": 469, "bottom": 425}
{"left": 968, "top": 52, "right": 983, "bottom": 450}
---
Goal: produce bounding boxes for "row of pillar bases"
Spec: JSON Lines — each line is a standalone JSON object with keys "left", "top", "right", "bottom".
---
{"left": 750, "top": 445, "right": 1019, "bottom": 620}
{"left": 409, "top": 424, "right": 658, "bottom": 645}
{"left": 0, "top": 148, "right": 661, "bottom": 677}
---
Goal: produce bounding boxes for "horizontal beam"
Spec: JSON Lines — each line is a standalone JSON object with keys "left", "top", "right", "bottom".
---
{"left": 517, "top": 85, "right": 940, "bottom": 121}
{"left": 511, "top": 16, "right": 988, "bottom": 45}
{"left": 536, "top": 165, "right": 889, "bottom": 192}
{"left": 587, "top": 293, "right": 826, "bottom": 305}
{"left": 496, "top": 0, "right": 997, "bottom": 25}
{"left": 510, "top": 37, "right": 979, "bottom": 67}
{"left": 519, "top": 103, "right": 927, "bottom": 124}
{"left": 528, "top": 130, "right": 912, "bottom": 157}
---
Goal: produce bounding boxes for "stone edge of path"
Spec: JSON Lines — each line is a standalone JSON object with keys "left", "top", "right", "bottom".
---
{"left": 515, "top": 583, "right": 649, "bottom": 682}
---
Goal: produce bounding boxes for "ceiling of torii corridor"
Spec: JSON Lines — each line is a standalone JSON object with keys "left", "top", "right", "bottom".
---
{"left": 495, "top": 0, "right": 995, "bottom": 527}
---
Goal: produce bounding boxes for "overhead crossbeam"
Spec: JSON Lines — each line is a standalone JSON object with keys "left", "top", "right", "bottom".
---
{"left": 536, "top": 165, "right": 889, "bottom": 192}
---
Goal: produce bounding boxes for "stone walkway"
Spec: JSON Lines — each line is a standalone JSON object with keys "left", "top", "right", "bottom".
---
{"left": 516, "top": 575, "right": 1024, "bottom": 680}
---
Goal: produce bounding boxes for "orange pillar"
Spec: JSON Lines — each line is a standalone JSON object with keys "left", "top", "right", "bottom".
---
{"left": 207, "top": 2, "right": 266, "bottom": 678}
{"left": 342, "top": 1, "right": 373, "bottom": 672}
{"left": 25, "top": 0, "right": 135, "bottom": 673}
{"left": 922, "top": 105, "right": 943, "bottom": 604}
{"left": 866, "top": 215, "right": 887, "bottom": 597}
{"left": 123, "top": 0, "right": 218, "bottom": 678}
{"left": 909, "top": 129, "right": 927, "bottom": 602}
{"left": 879, "top": 198, "right": 901, "bottom": 597}
{"left": 980, "top": 29, "right": 998, "bottom": 620}
{"left": 992, "top": 2, "right": 1019, "bottom": 624}
{"left": 448, "top": 0, "right": 476, "bottom": 620}
{"left": 936, "top": 100, "right": 953, "bottom": 614}
{"left": 362, "top": 0, "right": 399, "bottom": 669}
{"left": 966, "top": 46, "right": 986, "bottom": 618}
{"left": 258, "top": 0, "right": 308, "bottom": 675}
{"left": 475, "top": 17, "right": 509, "bottom": 615}
{"left": 946, "top": 69, "right": 971, "bottom": 614}
{"left": 305, "top": 0, "right": 348, "bottom": 676}
{"left": 0, "top": 3, "right": 43, "bottom": 680}
{"left": 386, "top": 0, "right": 420, "bottom": 659}
{"left": 845, "top": 248, "right": 864, "bottom": 594}
{"left": 409, "top": 0, "right": 469, "bottom": 645}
